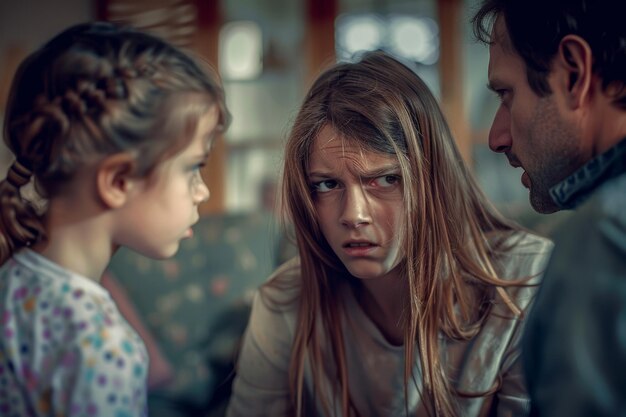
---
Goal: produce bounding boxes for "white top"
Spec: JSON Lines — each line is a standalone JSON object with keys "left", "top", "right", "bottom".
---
{"left": 227, "top": 232, "right": 553, "bottom": 417}
{"left": 0, "top": 249, "right": 148, "bottom": 417}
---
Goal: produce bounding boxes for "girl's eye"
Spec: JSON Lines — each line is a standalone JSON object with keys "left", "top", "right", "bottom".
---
{"left": 192, "top": 162, "right": 206, "bottom": 172}
{"left": 372, "top": 175, "right": 400, "bottom": 188}
{"left": 312, "top": 179, "right": 338, "bottom": 193}
{"left": 189, "top": 163, "right": 206, "bottom": 187}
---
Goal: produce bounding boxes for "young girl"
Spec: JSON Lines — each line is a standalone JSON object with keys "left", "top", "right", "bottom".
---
{"left": 227, "top": 51, "right": 552, "bottom": 417}
{"left": 0, "top": 22, "right": 229, "bottom": 416}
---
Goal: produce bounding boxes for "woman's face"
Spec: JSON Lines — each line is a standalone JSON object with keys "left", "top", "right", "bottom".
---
{"left": 307, "top": 124, "right": 404, "bottom": 281}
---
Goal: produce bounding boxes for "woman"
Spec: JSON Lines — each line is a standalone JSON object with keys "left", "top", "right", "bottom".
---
{"left": 227, "top": 51, "right": 551, "bottom": 417}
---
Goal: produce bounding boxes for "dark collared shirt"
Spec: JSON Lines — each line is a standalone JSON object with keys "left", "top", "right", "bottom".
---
{"left": 550, "top": 137, "right": 626, "bottom": 209}
{"left": 524, "top": 137, "right": 626, "bottom": 417}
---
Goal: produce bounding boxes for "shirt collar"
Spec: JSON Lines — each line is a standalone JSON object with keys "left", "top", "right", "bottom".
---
{"left": 550, "top": 137, "right": 626, "bottom": 210}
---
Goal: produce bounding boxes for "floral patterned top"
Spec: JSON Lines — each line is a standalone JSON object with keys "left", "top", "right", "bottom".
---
{"left": 0, "top": 249, "right": 148, "bottom": 417}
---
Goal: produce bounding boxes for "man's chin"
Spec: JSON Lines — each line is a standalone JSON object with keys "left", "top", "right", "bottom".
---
{"left": 529, "top": 189, "right": 561, "bottom": 214}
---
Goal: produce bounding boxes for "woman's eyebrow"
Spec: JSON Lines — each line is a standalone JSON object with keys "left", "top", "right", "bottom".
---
{"left": 307, "top": 170, "right": 332, "bottom": 178}
{"left": 359, "top": 164, "right": 401, "bottom": 177}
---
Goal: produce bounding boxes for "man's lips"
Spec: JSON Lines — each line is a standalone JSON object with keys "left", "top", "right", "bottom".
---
{"left": 521, "top": 171, "right": 531, "bottom": 189}
{"left": 504, "top": 151, "right": 522, "bottom": 166}
{"left": 505, "top": 154, "right": 530, "bottom": 188}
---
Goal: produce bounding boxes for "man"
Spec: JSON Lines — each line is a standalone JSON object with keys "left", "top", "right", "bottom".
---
{"left": 472, "top": 1, "right": 626, "bottom": 416}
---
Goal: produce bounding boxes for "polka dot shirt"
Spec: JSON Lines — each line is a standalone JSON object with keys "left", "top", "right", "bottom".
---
{"left": 0, "top": 250, "right": 148, "bottom": 417}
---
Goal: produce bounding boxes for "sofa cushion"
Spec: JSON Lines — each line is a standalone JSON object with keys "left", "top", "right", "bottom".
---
{"left": 106, "top": 211, "right": 292, "bottom": 411}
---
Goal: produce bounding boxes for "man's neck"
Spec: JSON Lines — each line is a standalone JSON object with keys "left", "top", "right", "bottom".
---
{"left": 591, "top": 96, "right": 626, "bottom": 156}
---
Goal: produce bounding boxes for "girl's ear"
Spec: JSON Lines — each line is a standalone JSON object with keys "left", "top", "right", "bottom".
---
{"left": 554, "top": 34, "right": 593, "bottom": 110}
{"left": 96, "top": 153, "right": 138, "bottom": 209}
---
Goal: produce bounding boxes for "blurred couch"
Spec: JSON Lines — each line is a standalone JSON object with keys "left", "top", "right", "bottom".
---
{"left": 103, "top": 211, "right": 295, "bottom": 417}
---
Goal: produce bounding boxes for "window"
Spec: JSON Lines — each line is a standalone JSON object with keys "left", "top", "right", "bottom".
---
{"left": 219, "top": 21, "right": 263, "bottom": 81}
{"left": 336, "top": 13, "right": 439, "bottom": 66}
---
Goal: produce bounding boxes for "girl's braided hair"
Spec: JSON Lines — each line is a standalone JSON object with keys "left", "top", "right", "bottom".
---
{"left": 0, "top": 21, "right": 230, "bottom": 263}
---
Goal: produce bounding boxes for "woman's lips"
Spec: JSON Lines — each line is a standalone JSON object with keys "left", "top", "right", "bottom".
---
{"left": 342, "top": 241, "right": 378, "bottom": 256}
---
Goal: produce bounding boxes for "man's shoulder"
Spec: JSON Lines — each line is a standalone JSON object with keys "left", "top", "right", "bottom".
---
{"left": 594, "top": 172, "right": 626, "bottom": 220}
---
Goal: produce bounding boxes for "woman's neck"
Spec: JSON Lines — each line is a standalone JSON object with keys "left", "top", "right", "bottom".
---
{"left": 352, "top": 269, "right": 409, "bottom": 346}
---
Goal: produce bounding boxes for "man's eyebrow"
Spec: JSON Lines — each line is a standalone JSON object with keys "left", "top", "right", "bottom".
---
{"left": 486, "top": 78, "right": 509, "bottom": 92}
{"left": 486, "top": 82, "right": 500, "bottom": 92}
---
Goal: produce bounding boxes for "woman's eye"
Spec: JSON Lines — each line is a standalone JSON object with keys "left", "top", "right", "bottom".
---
{"left": 313, "top": 180, "right": 338, "bottom": 193}
{"left": 372, "top": 175, "right": 400, "bottom": 188}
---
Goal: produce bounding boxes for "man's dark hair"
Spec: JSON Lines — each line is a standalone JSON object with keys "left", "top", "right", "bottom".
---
{"left": 472, "top": 0, "right": 626, "bottom": 107}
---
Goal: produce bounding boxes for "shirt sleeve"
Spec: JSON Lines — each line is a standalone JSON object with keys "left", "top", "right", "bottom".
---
{"left": 523, "top": 200, "right": 626, "bottom": 417}
{"left": 226, "top": 290, "right": 295, "bottom": 417}
{"left": 493, "top": 233, "right": 553, "bottom": 417}
{"left": 495, "top": 336, "right": 531, "bottom": 417}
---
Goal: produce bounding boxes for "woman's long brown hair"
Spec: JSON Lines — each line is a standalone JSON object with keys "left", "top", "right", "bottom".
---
{"left": 269, "top": 51, "right": 525, "bottom": 417}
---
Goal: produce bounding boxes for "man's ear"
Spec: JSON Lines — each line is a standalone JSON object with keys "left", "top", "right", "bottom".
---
{"left": 555, "top": 34, "right": 593, "bottom": 109}
{"left": 96, "top": 153, "right": 139, "bottom": 209}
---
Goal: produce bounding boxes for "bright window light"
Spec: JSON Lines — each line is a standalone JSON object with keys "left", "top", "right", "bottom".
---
{"left": 336, "top": 13, "right": 439, "bottom": 66}
{"left": 336, "top": 14, "right": 384, "bottom": 59}
{"left": 220, "top": 21, "right": 263, "bottom": 80}
{"left": 389, "top": 16, "right": 439, "bottom": 65}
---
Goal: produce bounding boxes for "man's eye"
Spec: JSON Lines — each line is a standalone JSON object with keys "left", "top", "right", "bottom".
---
{"left": 372, "top": 175, "right": 400, "bottom": 188}
{"left": 495, "top": 89, "right": 509, "bottom": 103}
{"left": 312, "top": 180, "right": 338, "bottom": 193}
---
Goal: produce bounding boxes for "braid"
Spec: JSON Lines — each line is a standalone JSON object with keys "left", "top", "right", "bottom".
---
{"left": 5, "top": 160, "right": 32, "bottom": 189}
{"left": 0, "top": 161, "right": 45, "bottom": 264}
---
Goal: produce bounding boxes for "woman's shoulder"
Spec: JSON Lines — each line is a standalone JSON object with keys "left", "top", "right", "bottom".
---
{"left": 243, "top": 258, "right": 301, "bottom": 360}
{"left": 503, "top": 229, "right": 553, "bottom": 255}
{"left": 494, "top": 230, "right": 553, "bottom": 283}
{"left": 258, "top": 256, "right": 302, "bottom": 309}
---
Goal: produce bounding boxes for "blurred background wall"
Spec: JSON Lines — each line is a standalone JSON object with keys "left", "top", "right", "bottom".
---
{"left": 0, "top": 0, "right": 567, "bottom": 233}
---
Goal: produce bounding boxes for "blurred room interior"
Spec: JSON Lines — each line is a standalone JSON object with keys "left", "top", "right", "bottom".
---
{"left": 0, "top": 0, "right": 571, "bottom": 233}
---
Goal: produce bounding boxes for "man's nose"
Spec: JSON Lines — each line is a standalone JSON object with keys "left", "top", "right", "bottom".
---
{"left": 488, "top": 105, "right": 512, "bottom": 153}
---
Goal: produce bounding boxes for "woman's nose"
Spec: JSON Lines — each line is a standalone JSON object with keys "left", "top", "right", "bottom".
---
{"left": 339, "top": 185, "right": 372, "bottom": 228}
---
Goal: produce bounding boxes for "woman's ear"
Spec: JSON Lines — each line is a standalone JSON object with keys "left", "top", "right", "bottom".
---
{"left": 555, "top": 34, "right": 593, "bottom": 109}
{"left": 96, "top": 153, "right": 138, "bottom": 209}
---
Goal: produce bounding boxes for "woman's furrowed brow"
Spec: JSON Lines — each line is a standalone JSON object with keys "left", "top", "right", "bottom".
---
{"left": 359, "top": 164, "right": 401, "bottom": 177}
{"left": 307, "top": 170, "right": 332, "bottom": 178}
